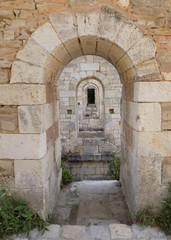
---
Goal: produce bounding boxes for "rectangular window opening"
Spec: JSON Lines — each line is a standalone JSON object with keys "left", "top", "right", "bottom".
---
{"left": 87, "top": 88, "right": 95, "bottom": 105}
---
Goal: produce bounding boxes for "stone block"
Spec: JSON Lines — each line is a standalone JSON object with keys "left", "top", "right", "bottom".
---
{"left": 138, "top": 131, "right": 171, "bottom": 157}
{"left": 117, "top": 0, "right": 130, "bottom": 7}
{"left": 61, "top": 225, "right": 86, "bottom": 239}
{"left": 0, "top": 68, "right": 9, "bottom": 83}
{"left": 127, "top": 37, "right": 156, "bottom": 65}
{"left": 16, "top": 38, "right": 59, "bottom": 73}
{"left": 136, "top": 59, "right": 160, "bottom": 78}
{"left": 123, "top": 100, "right": 161, "bottom": 131}
{"left": 76, "top": 12, "right": 99, "bottom": 36}
{"left": 11, "top": 60, "right": 52, "bottom": 84}
{"left": 97, "top": 12, "right": 123, "bottom": 43}
{"left": 114, "top": 21, "right": 143, "bottom": 52}
{"left": 109, "top": 224, "right": 133, "bottom": 239}
{"left": 161, "top": 103, "right": 171, "bottom": 130}
{"left": 41, "top": 225, "right": 61, "bottom": 239}
{"left": 0, "top": 106, "right": 18, "bottom": 133}
{"left": 80, "top": 36, "right": 96, "bottom": 55}
{"left": 0, "top": 84, "right": 47, "bottom": 105}
{"left": 50, "top": 12, "right": 77, "bottom": 42}
{"left": 18, "top": 104, "right": 53, "bottom": 133}
{"left": 162, "top": 158, "right": 171, "bottom": 184}
{"left": 80, "top": 63, "right": 99, "bottom": 71}
{"left": 0, "top": 133, "right": 47, "bottom": 159}
{"left": 14, "top": 159, "right": 44, "bottom": 188}
{"left": 31, "top": 23, "right": 61, "bottom": 53}
{"left": 0, "top": 159, "right": 14, "bottom": 176}
{"left": 134, "top": 82, "right": 171, "bottom": 102}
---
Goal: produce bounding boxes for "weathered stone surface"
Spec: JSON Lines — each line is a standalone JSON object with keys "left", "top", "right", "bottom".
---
{"left": 161, "top": 103, "right": 171, "bottom": 131}
{"left": 41, "top": 225, "right": 61, "bottom": 239}
{"left": 11, "top": 60, "right": 52, "bottom": 84}
{"left": 122, "top": 100, "right": 161, "bottom": 131}
{"left": 138, "top": 132, "right": 171, "bottom": 157}
{"left": 61, "top": 225, "right": 86, "bottom": 239}
{"left": 0, "top": 133, "right": 47, "bottom": 159}
{"left": 117, "top": 0, "right": 130, "bottom": 7}
{"left": 127, "top": 37, "right": 156, "bottom": 65}
{"left": 0, "top": 159, "right": 14, "bottom": 176}
{"left": 16, "top": 38, "right": 58, "bottom": 73}
{"left": 15, "top": 159, "right": 44, "bottom": 188}
{"left": 0, "top": 106, "right": 18, "bottom": 133}
{"left": 134, "top": 82, "right": 171, "bottom": 102}
{"left": 50, "top": 12, "right": 77, "bottom": 42}
{"left": 0, "top": 84, "right": 47, "bottom": 105}
{"left": 0, "top": 68, "right": 10, "bottom": 83}
{"left": 109, "top": 224, "right": 133, "bottom": 239}
{"left": 76, "top": 12, "right": 99, "bottom": 36}
{"left": 18, "top": 104, "right": 53, "bottom": 133}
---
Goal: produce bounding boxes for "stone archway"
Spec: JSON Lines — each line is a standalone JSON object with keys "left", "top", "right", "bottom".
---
{"left": 1, "top": 10, "right": 167, "bottom": 218}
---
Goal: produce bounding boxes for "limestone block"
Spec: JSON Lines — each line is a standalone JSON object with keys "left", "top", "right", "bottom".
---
{"left": 0, "top": 133, "right": 47, "bottom": 159}
{"left": 0, "top": 160, "right": 14, "bottom": 176}
{"left": 0, "top": 68, "right": 9, "bottom": 83}
{"left": 50, "top": 12, "right": 77, "bottom": 42}
{"left": 11, "top": 60, "right": 52, "bottom": 84}
{"left": 76, "top": 12, "right": 99, "bottom": 36}
{"left": 4, "top": 30, "right": 14, "bottom": 40}
{"left": 80, "top": 63, "right": 99, "bottom": 71}
{"left": 0, "top": 84, "right": 47, "bottom": 105}
{"left": 80, "top": 36, "right": 96, "bottom": 55}
{"left": 14, "top": 159, "right": 44, "bottom": 188}
{"left": 114, "top": 21, "right": 143, "bottom": 52}
{"left": 61, "top": 225, "right": 86, "bottom": 239}
{"left": 109, "top": 224, "right": 133, "bottom": 239}
{"left": 31, "top": 22, "right": 71, "bottom": 65}
{"left": 127, "top": 37, "right": 156, "bottom": 65}
{"left": 41, "top": 145, "right": 56, "bottom": 183}
{"left": 14, "top": 0, "right": 36, "bottom": 10}
{"left": 134, "top": 82, "right": 171, "bottom": 102}
{"left": 16, "top": 38, "right": 59, "bottom": 73}
{"left": 161, "top": 103, "right": 171, "bottom": 130}
{"left": 97, "top": 12, "right": 123, "bottom": 43}
{"left": 97, "top": 38, "right": 112, "bottom": 58}
{"left": 123, "top": 100, "right": 161, "bottom": 131}
{"left": 117, "top": 0, "right": 130, "bottom": 7}
{"left": 108, "top": 44, "right": 125, "bottom": 65}
{"left": 162, "top": 160, "right": 171, "bottom": 183}
{"left": 138, "top": 132, "right": 171, "bottom": 157}
{"left": 31, "top": 23, "right": 61, "bottom": 53}
{"left": 115, "top": 54, "right": 133, "bottom": 73}
{"left": 41, "top": 225, "right": 60, "bottom": 239}
{"left": 136, "top": 59, "right": 160, "bottom": 78}
{"left": 18, "top": 104, "right": 53, "bottom": 133}
{"left": 64, "top": 39, "right": 82, "bottom": 59}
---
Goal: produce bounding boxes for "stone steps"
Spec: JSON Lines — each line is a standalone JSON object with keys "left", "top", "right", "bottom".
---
{"left": 11, "top": 223, "right": 169, "bottom": 240}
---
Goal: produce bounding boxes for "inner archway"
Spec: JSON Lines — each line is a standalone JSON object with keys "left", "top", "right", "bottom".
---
{"left": 8, "top": 10, "right": 162, "bottom": 219}
{"left": 58, "top": 55, "right": 122, "bottom": 180}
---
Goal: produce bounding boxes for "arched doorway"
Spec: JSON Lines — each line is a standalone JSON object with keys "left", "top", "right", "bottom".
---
{"left": 6, "top": 11, "right": 164, "bottom": 218}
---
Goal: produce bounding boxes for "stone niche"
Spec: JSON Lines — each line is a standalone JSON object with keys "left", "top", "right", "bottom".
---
{"left": 58, "top": 55, "right": 122, "bottom": 180}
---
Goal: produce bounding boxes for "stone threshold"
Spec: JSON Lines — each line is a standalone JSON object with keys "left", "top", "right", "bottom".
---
{"left": 10, "top": 223, "right": 170, "bottom": 240}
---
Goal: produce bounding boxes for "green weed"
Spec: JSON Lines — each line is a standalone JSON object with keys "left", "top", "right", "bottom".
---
{"left": 61, "top": 161, "right": 73, "bottom": 187}
{"left": 136, "top": 182, "right": 171, "bottom": 235}
{"left": 108, "top": 155, "right": 120, "bottom": 180}
{"left": 0, "top": 189, "right": 49, "bottom": 239}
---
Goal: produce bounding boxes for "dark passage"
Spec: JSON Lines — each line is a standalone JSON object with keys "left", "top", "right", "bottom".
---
{"left": 87, "top": 88, "right": 95, "bottom": 104}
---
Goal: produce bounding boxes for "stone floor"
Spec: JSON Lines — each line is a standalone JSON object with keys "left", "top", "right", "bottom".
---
{"left": 53, "top": 180, "right": 132, "bottom": 225}
{"left": 9, "top": 181, "right": 171, "bottom": 240}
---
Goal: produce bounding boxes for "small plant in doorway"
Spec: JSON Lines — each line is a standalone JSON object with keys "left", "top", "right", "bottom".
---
{"left": 136, "top": 182, "right": 171, "bottom": 235}
{"left": 108, "top": 155, "right": 120, "bottom": 180}
{"left": 0, "top": 189, "right": 50, "bottom": 240}
{"left": 61, "top": 161, "right": 73, "bottom": 188}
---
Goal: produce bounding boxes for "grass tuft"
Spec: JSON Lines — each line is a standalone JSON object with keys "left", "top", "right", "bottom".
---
{"left": 0, "top": 189, "right": 49, "bottom": 239}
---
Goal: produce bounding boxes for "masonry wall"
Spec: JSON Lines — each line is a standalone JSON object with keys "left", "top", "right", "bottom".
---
{"left": 1, "top": 0, "right": 171, "bottom": 218}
